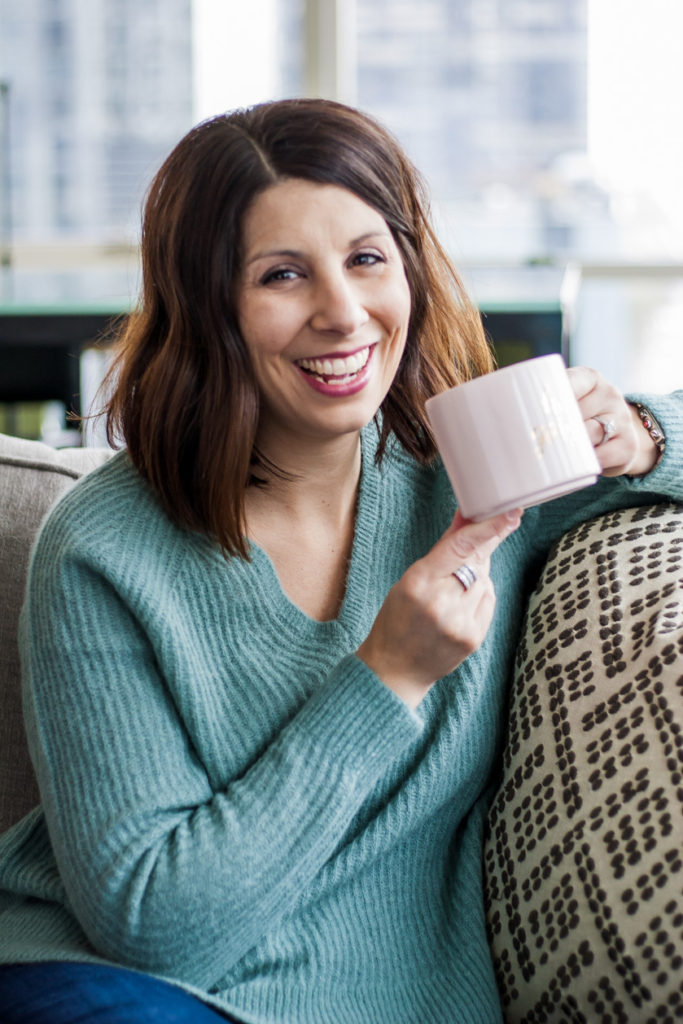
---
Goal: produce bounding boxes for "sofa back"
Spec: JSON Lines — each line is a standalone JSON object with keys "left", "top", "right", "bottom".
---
{"left": 0, "top": 433, "right": 112, "bottom": 834}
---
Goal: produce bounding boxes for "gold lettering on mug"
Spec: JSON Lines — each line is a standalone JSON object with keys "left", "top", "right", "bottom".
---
{"left": 530, "top": 384, "right": 567, "bottom": 458}
{"left": 531, "top": 422, "right": 559, "bottom": 458}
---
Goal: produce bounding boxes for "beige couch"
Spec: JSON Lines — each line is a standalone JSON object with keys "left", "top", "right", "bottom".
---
{"left": 0, "top": 434, "right": 112, "bottom": 833}
{"left": 1, "top": 430, "right": 681, "bottom": 1021}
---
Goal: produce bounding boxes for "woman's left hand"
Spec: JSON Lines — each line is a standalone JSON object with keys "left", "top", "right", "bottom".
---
{"left": 568, "top": 366, "right": 659, "bottom": 478}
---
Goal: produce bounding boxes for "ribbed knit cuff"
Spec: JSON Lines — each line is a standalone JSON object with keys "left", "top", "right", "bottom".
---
{"left": 625, "top": 391, "right": 683, "bottom": 499}
{"left": 290, "top": 653, "right": 424, "bottom": 794}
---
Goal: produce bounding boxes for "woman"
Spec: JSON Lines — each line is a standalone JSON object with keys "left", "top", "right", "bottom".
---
{"left": 0, "top": 98, "right": 680, "bottom": 1023}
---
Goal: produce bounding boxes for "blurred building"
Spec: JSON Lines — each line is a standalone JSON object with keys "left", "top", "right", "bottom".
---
{"left": 0, "top": 0, "right": 193, "bottom": 242}
{"left": 356, "top": 0, "right": 590, "bottom": 261}
{"left": 357, "top": 0, "right": 587, "bottom": 201}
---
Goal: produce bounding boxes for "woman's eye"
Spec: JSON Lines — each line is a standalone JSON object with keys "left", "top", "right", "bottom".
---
{"left": 351, "top": 251, "right": 385, "bottom": 268}
{"left": 261, "top": 267, "right": 299, "bottom": 285}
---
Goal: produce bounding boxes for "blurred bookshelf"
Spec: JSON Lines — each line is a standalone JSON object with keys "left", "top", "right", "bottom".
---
{"left": 1, "top": 261, "right": 681, "bottom": 447}
{"left": 0, "top": 399, "right": 84, "bottom": 446}
{"left": 0, "top": 401, "right": 46, "bottom": 441}
{"left": 0, "top": 264, "right": 132, "bottom": 446}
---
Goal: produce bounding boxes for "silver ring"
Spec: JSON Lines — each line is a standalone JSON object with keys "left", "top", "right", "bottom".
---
{"left": 452, "top": 564, "right": 477, "bottom": 591}
{"left": 593, "top": 416, "right": 616, "bottom": 446}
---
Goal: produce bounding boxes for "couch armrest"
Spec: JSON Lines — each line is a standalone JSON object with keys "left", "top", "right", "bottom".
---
{"left": 0, "top": 434, "right": 112, "bottom": 835}
{"left": 484, "top": 501, "right": 683, "bottom": 1022}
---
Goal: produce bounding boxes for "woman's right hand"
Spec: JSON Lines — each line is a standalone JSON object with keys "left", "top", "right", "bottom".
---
{"left": 356, "top": 509, "right": 522, "bottom": 708}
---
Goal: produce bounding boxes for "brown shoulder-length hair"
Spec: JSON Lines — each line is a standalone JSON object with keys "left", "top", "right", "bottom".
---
{"left": 103, "top": 97, "right": 494, "bottom": 558}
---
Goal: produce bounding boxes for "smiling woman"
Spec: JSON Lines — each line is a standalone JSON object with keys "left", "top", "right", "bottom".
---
{"left": 236, "top": 179, "right": 411, "bottom": 446}
{"left": 101, "top": 99, "right": 492, "bottom": 559}
{"left": 0, "top": 98, "right": 679, "bottom": 1024}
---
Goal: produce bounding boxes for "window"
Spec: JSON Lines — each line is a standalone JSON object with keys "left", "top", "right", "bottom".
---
{"left": 0, "top": 0, "right": 680, "bottom": 445}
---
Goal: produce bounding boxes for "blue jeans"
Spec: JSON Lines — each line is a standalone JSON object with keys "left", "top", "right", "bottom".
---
{"left": 0, "top": 961, "right": 241, "bottom": 1023}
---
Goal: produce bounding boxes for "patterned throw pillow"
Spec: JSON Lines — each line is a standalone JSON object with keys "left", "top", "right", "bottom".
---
{"left": 484, "top": 502, "right": 683, "bottom": 1024}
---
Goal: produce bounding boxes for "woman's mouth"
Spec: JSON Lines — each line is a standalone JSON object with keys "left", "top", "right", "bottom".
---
{"left": 294, "top": 344, "right": 374, "bottom": 391}
{"left": 295, "top": 345, "right": 372, "bottom": 386}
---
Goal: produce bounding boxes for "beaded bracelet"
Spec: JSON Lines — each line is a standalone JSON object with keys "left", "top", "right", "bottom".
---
{"left": 632, "top": 402, "right": 666, "bottom": 467}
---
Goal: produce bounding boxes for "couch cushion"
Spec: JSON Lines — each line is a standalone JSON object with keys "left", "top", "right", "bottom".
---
{"left": 484, "top": 502, "right": 683, "bottom": 1023}
{"left": 0, "top": 434, "right": 112, "bottom": 834}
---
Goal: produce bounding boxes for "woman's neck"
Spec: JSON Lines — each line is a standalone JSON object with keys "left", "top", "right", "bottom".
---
{"left": 244, "top": 430, "right": 364, "bottom": 622}
{"left": 250, "top": 429, "right": 363, "bottom": 524}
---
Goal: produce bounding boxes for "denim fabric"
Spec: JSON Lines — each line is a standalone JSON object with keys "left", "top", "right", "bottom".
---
{"left": 0, "top": 961, "right": 239, "bottom": 1023}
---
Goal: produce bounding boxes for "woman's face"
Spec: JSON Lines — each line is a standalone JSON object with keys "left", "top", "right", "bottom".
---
{"left": 236, "top": 178, "right": 411, "bottom": 450}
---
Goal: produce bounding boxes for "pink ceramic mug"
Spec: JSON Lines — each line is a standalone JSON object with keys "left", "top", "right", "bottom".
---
{"left": 425, "top": 354, "right": 601, "bottom": 521}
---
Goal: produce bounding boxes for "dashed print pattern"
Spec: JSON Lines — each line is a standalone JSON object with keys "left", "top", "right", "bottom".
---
{"left": 484, "top": 503, "right": 683, "bottom": 1023}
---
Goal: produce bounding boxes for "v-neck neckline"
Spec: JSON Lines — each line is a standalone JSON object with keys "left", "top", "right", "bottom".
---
{"left": 246, "top": 426, "right": 383, "bottom": 632}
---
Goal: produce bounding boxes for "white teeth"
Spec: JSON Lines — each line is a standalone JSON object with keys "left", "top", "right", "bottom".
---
{"left": 297, "top": 347, "right": 370, "bottom": 378}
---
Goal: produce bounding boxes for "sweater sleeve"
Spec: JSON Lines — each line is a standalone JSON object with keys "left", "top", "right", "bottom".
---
{"left": 20, "top": 504, "right": 423, "bottom": 989}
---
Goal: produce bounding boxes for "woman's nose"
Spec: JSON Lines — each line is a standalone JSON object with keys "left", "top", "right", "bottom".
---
{"left": 309, "top": 273, "right": 369, "bottom": 335}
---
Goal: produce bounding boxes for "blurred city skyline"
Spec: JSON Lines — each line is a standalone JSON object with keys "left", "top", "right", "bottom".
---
{"left": 2, "top": 0, "right": 682, "bottom": 265}
{"left": 0, "top": 0, "right": 680, "bottom": 425}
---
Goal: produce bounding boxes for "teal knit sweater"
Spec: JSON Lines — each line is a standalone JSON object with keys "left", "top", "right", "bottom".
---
{"left": 1, "top": 394, "right": 682, "bottom": 1023}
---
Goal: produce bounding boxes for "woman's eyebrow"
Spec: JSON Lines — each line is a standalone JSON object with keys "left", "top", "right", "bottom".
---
{"left": 245, "top": 231, "right": 392, "bottom": 266}
{"left": 245, "top": 248, "right": 301, "bottom": 265}
{"left": 350, "top": 230, "right": 392, "bottom": 245}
